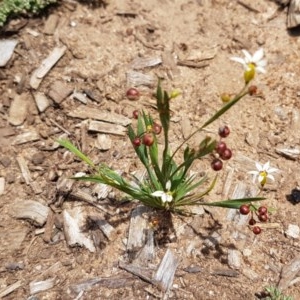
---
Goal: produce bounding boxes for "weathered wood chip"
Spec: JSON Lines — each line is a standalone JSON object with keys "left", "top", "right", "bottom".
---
{"left": 88, "top": 120, "right": 127, "bottom": 136}
{"left": 278, "top": 255, "right": 300, "bottom": 290}
{"left": 126, "top": 70, "right": 156, "bottom": 87}
{"left": 0, "top": 177, "right": 5, "bottom": 195}
{"left": 119, "top": 262, "right": 154, "bottom": 284}
{"left": 127, "top": 205, "right": 150, "bottom": 252}
{"left": 276, "top": 148, "right": 300, "bottom": 160}
{"left": 12, "top": 130, "right": 40, "bottom": 145}
{"left": 68, "top": 105, "right": 131, "bottom": 126}
{"left": 183, "top": 265, "right": 202, "bottom": 273}
{"left": 63, "top": 207, "right": 96, "bottom": 252}
{"left": 287, "top": 0, "right": 300, "bottom": 28}
{"left": 0, "top": 39, "right": 18, "bottom": 67}
{"left": 48, "top": 81, "right": 73, "bottom": 104}
{"left": 153, "top": 249, "right": 179, "bottom": 292}
{"left": 72, "top": 91, "right": 88, "bottom": 104}
{"left": 131, "top": 56, "right": 162, "bottom": 70}
{"left": 135, "top": 229, "right": 155, "bottom": 265}
{"left": 212, "top": 268, "right": 239, "bottom": 277}
{"left": 43, "top": 14, "right": 59, "bottom": 35}
{"left": 29, "top": 278, "right": 55, "bottom": 295}
{"left": 30, "top": 46, "right": 67, "bottom": 89}
{"left": 94, "top": 218, "right": 115, "bottom": 241}
{"left": 8, "top": 93, "right": 29, "bottom": 126}
{"left": 16, "top": 155, "right": 32, "bottom": 185}
{"left": 33, "top": 92, "right": 51, "bottom": 112}
{"left": 0, "top": 280, "right": 23, "bottom": 298}
{"left": 69, "top": 275, "right": 136, "bottom": 295}
{"left": 10, "top": 200, "right": 50, "bottom": 226}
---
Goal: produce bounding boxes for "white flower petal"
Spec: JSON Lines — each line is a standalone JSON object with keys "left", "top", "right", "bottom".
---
{"left": 263, "top": 161, "right": 270, "bottom": 170}
{"left": 161, "top": 193, "right": 168, "bottom": 203}
{"left": 268, "top": 167, "right": 278, "bottom": 173}
{"left": 255, "top": 162, "right": 263, "bottom": 172}
{"left": 230, "top": 57, "right": 247, "bottom": 65}
{"left": 166, "top": 180, "right": 171, "bottom": 191}
{"left": 256, "top": 66, "right": 266, "bottom": 74}
{"left": 165, "top": 194, "right": 173, "bottom": 203}
{"left": 242, "top": 49, "right": 252, "bottom": 62}
{"left": 152, "top": 191, "right": 164, "bottom": 197}
{"left": 257, "top": 59, "right": 267, "bottom": 67}
{"left": 252, "top": 48, "right": 264, "bottom": 63}
{"left": 267, "top": 174, "right": 275, "bottom": 181}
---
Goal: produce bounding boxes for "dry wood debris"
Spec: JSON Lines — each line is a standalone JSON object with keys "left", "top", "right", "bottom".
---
{"left": 30, "top": 45, "right": 67, "bottom": 89}
{"left": 10, "top": 200, "right": 49, "bottom": 226}
{"left": 278, "top": 255, "right": 300, "bottom": 290}
{"left": 0, "top": 39, "right": 18, "bottom": 67}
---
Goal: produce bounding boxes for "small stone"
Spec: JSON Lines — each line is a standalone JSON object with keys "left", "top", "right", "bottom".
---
{"left": 31, "top": 152, "right": 45, "bottom": 165}
{"left": 285, "top": 224, "right": 300, "bottom": 239}
{"left": 242, "top": 248, "right": 252, "bottom": 257}
{"left": 95, "top": 134, "right": 112, "bottom": 151}
{"left": 0, "top": 156, "right": 12, "bottom": 167}
{"left": 181, "top": 117, "right": 191, "bottom": 139}
{"left": 6, "top": 173, "right": 15, "bottom": 184}
{"left": 8, "top": 94, "right": 29, "bottom": 126}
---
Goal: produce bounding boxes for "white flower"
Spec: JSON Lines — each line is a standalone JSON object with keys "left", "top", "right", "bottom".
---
{"left": 230, "top": 48, "right": 267, "bottom": 74}
{"left": 151, "top": 180, "right": 173, "bottom": 203}
{"left": 248, "top": 161, "right": 278, "bottom": 187}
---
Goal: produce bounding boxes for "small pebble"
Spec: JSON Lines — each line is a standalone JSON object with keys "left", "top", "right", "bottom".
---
{"left": 285, "top": 224, "right": 300, "bottom": 239}
{"left": 0, "top": 156, "right": 12, "bottom": 167}
{"left": 31, "top": 152, "right": 45, "bottom": 165}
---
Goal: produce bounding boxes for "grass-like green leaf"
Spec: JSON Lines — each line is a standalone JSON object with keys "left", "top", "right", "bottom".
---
{"left": 203, "top": 197, "right": 265, "bottom": 209}
{"left": 57, "top": 139, "right": 95, "bottom": 168}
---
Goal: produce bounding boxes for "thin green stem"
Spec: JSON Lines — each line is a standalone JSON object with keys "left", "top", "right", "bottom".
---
{"left": 170, "top": 85, "right": 249, "bottom": 162}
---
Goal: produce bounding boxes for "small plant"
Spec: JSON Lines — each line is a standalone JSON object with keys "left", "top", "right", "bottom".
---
{"left": 59, "top": 49, "right": 272, "bottom": 216}
{"left": 0, "top": 0, "right": 57, "bottom": 27}
{"left": 259, "top": 286, "right": 293, "bottom": 300}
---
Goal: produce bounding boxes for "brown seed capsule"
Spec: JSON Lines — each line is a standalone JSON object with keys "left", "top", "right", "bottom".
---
{"left": 126, "top": 88, "right": 140, "bottom": 101}
{"left": 218, "top": 125, "right": 230, "bottom": 138}
{"left": 152, "top": 122, "right": 162, "bottom": 135}
{"left": 132, "top": 137, "right": 142, "bottom": 147}
{"left": 253, "top": 226, "right": 262, "bottom": 235}
{"left": 248, "top": 85, "right": 258, "bottom": 96}
{"left": 132, "top": 110, "right": 139, "bottom": 119}
{"left": 211, "top": 159, "right": 223, "bottom": 171}
{"left": 143, "top": 133, "right": 154, "bottom": 146}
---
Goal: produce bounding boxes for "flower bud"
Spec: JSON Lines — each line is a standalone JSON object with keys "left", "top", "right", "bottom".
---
{"left": 244, "top": 64, "right": 255, "bottom": 84}
{"left": 220, "top": 93, "right": 231, "bottom": 103}
{"left": 169, "top": 89, "right": 181, "bottom": 99}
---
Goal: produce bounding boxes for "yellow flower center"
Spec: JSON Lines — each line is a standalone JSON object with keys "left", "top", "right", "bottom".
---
{"left": 259, "top": 170, "right": 267, "bottom": 187}
{"left": 244, "top": 63, "right": 256, "bottom": 83}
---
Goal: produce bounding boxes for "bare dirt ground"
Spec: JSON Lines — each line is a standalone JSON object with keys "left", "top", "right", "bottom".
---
{"left": 1, "top": 0, "right": 300, "bottom": 299}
